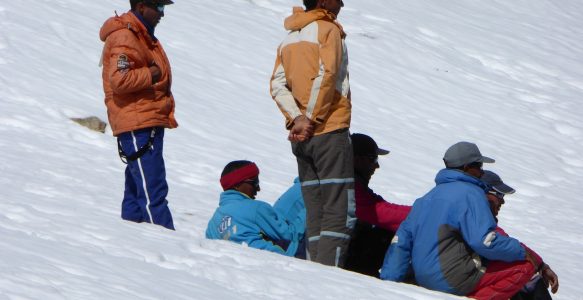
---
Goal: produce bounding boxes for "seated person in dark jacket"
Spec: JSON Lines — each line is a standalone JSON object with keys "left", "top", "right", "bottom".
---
{"left": 344, "top": 133, "right": 411, "bottom": 278}
{"left": 481, "top": 170, "right": 559, "bottom": 299}
{"left": 205, "top": 160, "right": 302, "bottom": 256}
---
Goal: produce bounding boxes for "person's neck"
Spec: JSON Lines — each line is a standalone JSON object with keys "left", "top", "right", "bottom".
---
{"left": 354, "top": 172, "right": 370, "bottom": 186}
{"left": 131, "top": 10, "right": 157, "bottom": 41}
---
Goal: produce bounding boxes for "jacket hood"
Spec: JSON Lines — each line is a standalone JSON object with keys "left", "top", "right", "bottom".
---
{"left": 435, "top": 168, "right": 489, "bottom": 192}
{"left": 99, "top": 11, "right": 142, "bottom": 42}
{"left": 284, "top": 7, "right": 345, "bottom": 37}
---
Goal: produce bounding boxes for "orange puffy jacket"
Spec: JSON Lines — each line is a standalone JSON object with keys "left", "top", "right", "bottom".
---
{"left": 99, "top": 11, "right": 178, "bottom": 136}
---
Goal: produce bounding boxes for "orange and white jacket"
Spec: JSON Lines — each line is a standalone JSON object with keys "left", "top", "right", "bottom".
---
{"left": 270, "top": 7, "right": 351, "bottom": 136}
{"left": 100, "top": 11, "right": 177, "bottom": 136}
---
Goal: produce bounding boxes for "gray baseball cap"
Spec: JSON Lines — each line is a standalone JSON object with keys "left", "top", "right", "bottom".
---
{"left": 481, "top": 170, "right": 515, "bottom": 194}
{"left": 443, "top": 141, "right": 495, "bottom": 168}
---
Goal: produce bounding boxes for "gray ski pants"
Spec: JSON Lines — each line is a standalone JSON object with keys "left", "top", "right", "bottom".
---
{"left": 292, "top": 128, "right": 356, "bottom": 267}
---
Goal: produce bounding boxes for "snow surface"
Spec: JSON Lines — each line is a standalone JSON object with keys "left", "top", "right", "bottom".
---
{"left": 1, "top": 0, "right": 582, "bottom": 299}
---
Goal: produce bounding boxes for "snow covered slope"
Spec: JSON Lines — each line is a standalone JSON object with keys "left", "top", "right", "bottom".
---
{"left": 0, "top": 0, "right": 581, "bottom": 299}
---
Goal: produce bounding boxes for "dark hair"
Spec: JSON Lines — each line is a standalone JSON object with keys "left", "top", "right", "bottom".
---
{"left": 303, "top": 0, "right": 318, "bottom": 10}
{"left": 467, "top": 161, "right": 483, "bottom": 169}
{"left": 130, "top": 0, "right": 156, "bottom": 10}
{"left": 447, "top": 161, "right": 483, "bottom": 171}
{"left": 221, "top": 160, "right": 253, "bottom": 177}
{"left": 130, "top": 0, "right": 142, "bottom": 10}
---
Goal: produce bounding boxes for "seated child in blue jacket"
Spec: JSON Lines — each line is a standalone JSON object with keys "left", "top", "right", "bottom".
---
{"left": 206, "top": 160, "right": 302, "bottom": 256}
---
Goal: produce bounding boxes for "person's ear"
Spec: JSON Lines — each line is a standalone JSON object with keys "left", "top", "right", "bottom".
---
{"left": 136, "top": 2, "right": 146, "bottom": 14}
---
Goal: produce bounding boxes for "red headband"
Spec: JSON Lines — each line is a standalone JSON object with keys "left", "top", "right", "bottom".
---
{"left": 220, "top": 163, "right": 260, "bottom": 191}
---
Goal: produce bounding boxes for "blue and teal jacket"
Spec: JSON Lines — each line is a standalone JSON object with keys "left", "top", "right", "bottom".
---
{"left": 206, "top": 190, "right": 300, "bottom": 256}
{"left": 273, "top": 177, "right": 306, "bottom": 236}
{"left": 273, "top": 178, "right": 307, "bottom": 258}
{"left": 380, "top": 169, "right": 526, "bottom": 295}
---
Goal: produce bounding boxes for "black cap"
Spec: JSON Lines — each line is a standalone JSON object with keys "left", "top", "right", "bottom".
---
{"left": 351, "top": 133, "right": 390, "bottom": 156}
{"left": 481, "top": 170, "right": 515, "bottom": 194}
{"left": 145, "top": 0, "right": 174, "bottom": 5}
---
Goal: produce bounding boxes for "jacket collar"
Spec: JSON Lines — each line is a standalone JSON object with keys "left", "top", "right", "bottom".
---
{"left": 435, "top": 168, "right": 489, "bottom": 192}
{"left": 219, "top": 190, "right": 253, "bottom": 205}
{"left": 284, "top": 7, "right": 346, "bottom": 38}
{"left": 99, "top": 11, "right": 157, "bottom": 45}
{"left": 131, "top": 10, "right": 158, "bottom": 42}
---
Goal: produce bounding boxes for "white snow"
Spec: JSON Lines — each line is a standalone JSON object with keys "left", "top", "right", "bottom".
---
{"left": 1, "top": 0, "right": 582, "bottom": 299}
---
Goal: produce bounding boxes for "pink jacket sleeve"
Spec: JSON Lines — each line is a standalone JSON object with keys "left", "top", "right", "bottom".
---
{"left": 354, "top": 180, "right": 412, "bottom": 232}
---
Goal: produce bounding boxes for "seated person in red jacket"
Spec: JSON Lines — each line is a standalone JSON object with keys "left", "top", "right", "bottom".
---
{"left": 481, "top": 170, "right": 559, "bottom": 299}
{"left": 344, "top": 133, "right": 412, "bottom": 277}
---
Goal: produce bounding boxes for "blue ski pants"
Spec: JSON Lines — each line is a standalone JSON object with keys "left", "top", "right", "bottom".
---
{"left": 117, "top": 127, "right": 174, "bottom": 230}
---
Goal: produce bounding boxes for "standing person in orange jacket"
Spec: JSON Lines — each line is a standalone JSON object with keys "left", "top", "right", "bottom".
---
{"left": 99, "top": 0, "right": 177, "bottom": 230}
{"left": 270, "top": 0, "right": 354, "bottom": 267}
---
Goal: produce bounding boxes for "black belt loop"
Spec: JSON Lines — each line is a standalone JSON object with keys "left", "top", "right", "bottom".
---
{"left": 117, "top": 128, "right": 156, "bottom": 164}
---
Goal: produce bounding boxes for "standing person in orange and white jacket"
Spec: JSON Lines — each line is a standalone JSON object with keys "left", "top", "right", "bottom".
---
{"left": 99, "top": 0, "right": 177, "bottom": 230}
{"left": 270, "top": 0, "right": 354, "bottom": 268}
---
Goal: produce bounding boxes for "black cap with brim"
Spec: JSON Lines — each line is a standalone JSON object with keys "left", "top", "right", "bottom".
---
{"left": 351, "top": 133, "right": 390, "bottom": 156}
{"left": 482, "top": 170, "right": 516, "bottom": 194}
{"left": 141, "top": 0, "right": 174, "bottom": 5}
{"left": 377, "top": 148, "right": 390, "bottom": 155}
{"left": 152, "top": 0, "right": 174, "bottom": 5}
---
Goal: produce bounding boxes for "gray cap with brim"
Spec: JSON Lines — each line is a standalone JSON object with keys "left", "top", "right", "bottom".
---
{"left": 443, "top": 141, "right": 495, "bottom": 168}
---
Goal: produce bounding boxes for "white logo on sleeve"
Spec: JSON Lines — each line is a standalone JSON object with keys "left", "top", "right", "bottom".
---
{"left": 117, "top": 54, "right": 131, "bottom": 73}
{"left": 218, "top": 216, "right": 232, "bottom": 234}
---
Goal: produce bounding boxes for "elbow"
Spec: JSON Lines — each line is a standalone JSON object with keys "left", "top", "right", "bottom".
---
{"left": 380, "top": 266, "right": 405, "bottom": 282}
{"left": 109, "top": 68, "right": 151, "bottom": 94}
{"left": 109, "top": 75, "right": 132, "bottom": 94}
{"left": 110, "top": 77, "right": 148, "bottom": 95}
{"left": 109, "top": 80, "right": 125, "bottom": 94}
{"left": 482, "top": 231, "right": 497, "bottom": 248}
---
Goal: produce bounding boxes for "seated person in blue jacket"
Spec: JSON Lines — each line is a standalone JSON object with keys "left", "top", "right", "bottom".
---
{"left": 481, "top": 170, "right": 559, "bottom": 299}
{"left": 205, "top": 160, "right": 301, "bottom": 256}
{"left": 381, "top": 142, "right": 538, "bottom": 300}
